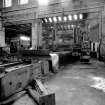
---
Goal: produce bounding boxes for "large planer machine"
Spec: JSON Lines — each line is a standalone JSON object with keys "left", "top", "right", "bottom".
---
{"left": 0, "top": 61, "right": 55, "bottom": 105}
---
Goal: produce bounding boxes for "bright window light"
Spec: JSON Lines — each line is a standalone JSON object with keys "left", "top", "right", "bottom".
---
{"left": 58, "top": 16, "right": 62, "bottom": 22}
{"left": 44, "top": 18, "right": 48, "bottom": 23}
{"left": 49, "top": 18, "right": 52, "bottom": 23}
{"left": 18, "top": 0, "right": 28, "bottom": 5}
{"left": 64, "top": 16, "right": 67, "bottom": 22}
{"left": 53, "top": 17, "right": 57, "bottom": 22}
{"left": 79, "top": 14, "right": 83, "bottom": 20}
{"left": 37, "top": 0, "right": 48, "bottom": 6}
{"left": 3, "top": 0, "right": 12, "bottom": 7}
{"left": 73, "top": 14, "right": 78, "bottom": 20}
{"left": 20, "top": 36, "right": 30, "bottom": 41}
{"left": 68, "top": 15, "right": 72, "bottom": 21}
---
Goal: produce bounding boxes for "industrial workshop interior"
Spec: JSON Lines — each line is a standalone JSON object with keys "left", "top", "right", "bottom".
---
{"left": 1, "top": 0, "right": 105, "bottom": 105}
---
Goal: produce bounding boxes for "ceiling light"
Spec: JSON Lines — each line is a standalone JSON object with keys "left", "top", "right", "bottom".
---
{"left": 73, "top": 14, "right": 78, "bottom": 20}
{"left": 37, "top": 0, "right": 48, "bottom": 6}
{"left": 64, "top": 16, "right": 67, "bottom": 21}
{"left": 58, "top": 16, "right": 62, "bottom": 22}
{"left": 68, "top": 15, "right": 72, "bottom": 21}
{"left": 49, "top": 18, "right": 52, "bottom": 23}
{"left": 53, "top": 17, "right": 57, "bottom": 22}
{"left": 79, "top": 14, "right": 83, "bottom": 20}
{"left": 44, "top": 18, "right": 48, "bottom": 23}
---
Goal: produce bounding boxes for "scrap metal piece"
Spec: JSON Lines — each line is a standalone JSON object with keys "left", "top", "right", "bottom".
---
{"left": 28, "top": 79, "right": 56, "bottom": 105}
{"left": 28, "top": 88, "right": 55, "bottom": 105}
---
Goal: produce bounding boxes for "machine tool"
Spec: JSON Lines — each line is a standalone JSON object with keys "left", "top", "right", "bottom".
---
{"left": 0, "top": 61, "right": 55, "bottom": 105}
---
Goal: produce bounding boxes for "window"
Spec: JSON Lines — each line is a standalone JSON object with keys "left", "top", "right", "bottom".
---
{"left": 3, "top": 0, "right": 12, "bottom": 7}
{"left": 18, "top": 0, "right": 29, "bottom": 5}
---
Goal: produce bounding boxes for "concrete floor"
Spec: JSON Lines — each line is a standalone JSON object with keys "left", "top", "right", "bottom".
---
{"left": 44, "top": 60, "right": 105, "bottom": 105}
{"left": 10, "top": 59, "right": 105, "bottom": 105}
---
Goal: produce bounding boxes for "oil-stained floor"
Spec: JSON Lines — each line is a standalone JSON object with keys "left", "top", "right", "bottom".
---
{"left": 45, "top": 60, "right": 105, "bottom": 105}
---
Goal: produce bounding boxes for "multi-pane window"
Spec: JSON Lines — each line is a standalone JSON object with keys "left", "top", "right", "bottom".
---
{"left": 18, "top": 0, "right": 29, "bottom": 5}
{"left": 3, "top": 0, "right": 12, "bottom": 7}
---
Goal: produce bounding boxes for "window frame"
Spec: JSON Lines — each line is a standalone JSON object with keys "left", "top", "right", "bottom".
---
{"left": 18, "top": 0, "right": 29, "bottom": 5}
{"left": 3, "top": 0, "right": 12, "bottom": 8}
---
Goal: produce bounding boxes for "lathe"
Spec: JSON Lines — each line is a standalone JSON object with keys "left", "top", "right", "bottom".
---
{"left": 0, "top": 61, "right": 42, "bottom": 101}
{"left": 0, "top": 59, "right": 55, "bottom": 105}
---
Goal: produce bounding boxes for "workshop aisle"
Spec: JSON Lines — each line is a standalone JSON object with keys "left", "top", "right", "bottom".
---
{"left": 44, "top": 60, "right": 105, "bottom": 105}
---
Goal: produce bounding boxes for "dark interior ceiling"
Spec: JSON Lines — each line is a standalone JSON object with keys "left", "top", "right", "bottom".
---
{"left": 4, "top": 23, "right": 31, "bottom": 38}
